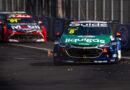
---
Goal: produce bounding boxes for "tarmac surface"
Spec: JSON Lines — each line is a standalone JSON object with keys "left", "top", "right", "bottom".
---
{"left": 0, "top": 41, "right": 130, "bottom": 90}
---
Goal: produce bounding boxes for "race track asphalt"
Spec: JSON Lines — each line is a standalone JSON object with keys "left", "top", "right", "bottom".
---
{"left": 0, "top": 41, "right": 130, "bottom": 90}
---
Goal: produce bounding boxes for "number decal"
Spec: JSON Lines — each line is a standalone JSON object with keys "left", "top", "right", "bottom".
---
{"left": 7, "top": 19, "right": 21, "bottom": 23}
{"left": 68, "top": 28, "right": 78, "bottom": 34}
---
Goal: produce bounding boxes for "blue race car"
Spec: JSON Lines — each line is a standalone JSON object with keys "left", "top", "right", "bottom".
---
{"left": 53, "top": 21, "right": 121, "bottom": 65}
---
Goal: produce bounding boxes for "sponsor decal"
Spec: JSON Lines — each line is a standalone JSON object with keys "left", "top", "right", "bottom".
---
{"left": 69, "top": 23, "right": 108, "bottom": 27}
{"left": 11, "top": 25, "right": 41, "bottom": 30}
{"left": 78, "top": 35, "right": 95, "bottom": 38}
{"left": 65, "top": 38, "right": 105, "bottom": 44}
{"left": 7, "top": 18, "right": 21, "bottom": 23}
{"left": 83, "top": 35, "right": 95, "bottom": 37}
{"left": 21, "top": 25, "right": 28, "bottom": 28}
{"left": 110, "top": 36, "right": 115, "bottom": 41}
{"left": 94, "top": 61, "right": 108, "bottom": 63}
{"left": 8, "top": 14, "right": 32, "bottom": 18}
{"left": 68, "top": 28, "right": 78, "bottom": 34}
{"left": 110, "top": 59, "right": 115, "bottom": 62}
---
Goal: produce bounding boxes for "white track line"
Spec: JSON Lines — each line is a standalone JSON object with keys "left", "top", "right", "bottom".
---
{"left": 122, "top": 57, "right": 130, "bottom": 60}
{"left": 9, "top": 44, "right": 130, "bottom": 59}
{"left": 10, "top": 44, "right": 53, "bottom": 52}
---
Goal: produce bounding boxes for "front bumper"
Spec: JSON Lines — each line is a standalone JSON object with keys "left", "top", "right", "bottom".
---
{"left": 8, "top": 38, "right": 45, "bottom": 42}
{"left": 7, "top": 31, "right": 45, "bottom": 42}
{"left": 53, "top": 44, "right": 118, "bottom": 63}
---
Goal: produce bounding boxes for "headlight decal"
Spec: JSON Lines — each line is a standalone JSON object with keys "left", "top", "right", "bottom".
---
{"left": 110, "top": 36, "right": 115, "bottom": 41}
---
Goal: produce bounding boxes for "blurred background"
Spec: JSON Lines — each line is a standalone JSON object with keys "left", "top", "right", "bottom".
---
{"left": 0, "top": 0, "right": 130, "bottom": 24}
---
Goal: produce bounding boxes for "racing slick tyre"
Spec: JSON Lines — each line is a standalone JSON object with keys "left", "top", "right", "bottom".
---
{"left": 0, "top": 27, "right": 6, "bottom": 42}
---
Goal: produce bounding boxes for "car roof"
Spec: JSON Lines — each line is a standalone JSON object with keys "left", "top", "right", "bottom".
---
{"left": 71, "top": 21, "right": 108, "bottom": 24}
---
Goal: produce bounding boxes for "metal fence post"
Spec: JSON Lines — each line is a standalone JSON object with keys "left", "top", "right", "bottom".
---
{"left": 103, "top": 0, "right": 106, "bottom": 20}
{"left": 111, "top": 0, "right": 114, "bottom": 20}
{"left": 86, "top": 0, "right": 89, "bottom": 20}
{"left": 24, "top": 0, "right": 26, "bottom": 11}
{"left": 71, "top": 0, "right": 73, "bottom": 18}
{"left": 0, "top": 0, "right": 2, "bottom": 11}
{"left": 42, "top": 0, "right": 44, "bottom": 16}
{"left": 17, "top": 0, "right": 20, "bottom": 11}
{"left": 49, "top": 0, "right": 51, "bottom": 16}
{"left": 12, "top": 0, "right": 14, "bottom": 11}
{"left": 6, "top": 0, "right": 8, "bottom": 11}
{"left": 94, "top": 0, "right": 97, "bottom": 20}
{"left": 78, "top": 0, "right": 80, "bottom": 20}
{"left": 35, "top": 0, "right": 38, "bottom": 16}
{"left": 63, "top": 0, "right": 66, "bottom": 18}
{"left": 120, "top": 0, "right": 123, "bottom": 24}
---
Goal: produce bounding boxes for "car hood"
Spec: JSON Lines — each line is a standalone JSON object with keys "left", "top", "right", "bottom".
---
{"left": 7, "top": 23, "right": 41, "bottom": 31}
{"left": 61, "top": 34, "right": 111, "bottom": 45}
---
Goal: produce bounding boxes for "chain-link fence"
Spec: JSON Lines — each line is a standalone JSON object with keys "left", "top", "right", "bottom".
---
{"left": 0, "top": 0, "right": 130, "bottom": 24}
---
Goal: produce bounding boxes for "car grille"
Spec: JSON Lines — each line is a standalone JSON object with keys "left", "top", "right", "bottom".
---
{"left": 11, "top": 34, "right": 43, "bottom": 40}
{"left": 66, "top": 48, "right": 102, "bottom": 58}
{"left": 71, "top": 44, "right": 97, "bottom": 47}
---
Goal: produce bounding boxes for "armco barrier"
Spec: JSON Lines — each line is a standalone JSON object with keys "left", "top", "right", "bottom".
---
{"left": 53, "top": 18, "right": 65, "bottom": 40}
{"left": 117, "top": 24, "right": 130, "bottom": 49}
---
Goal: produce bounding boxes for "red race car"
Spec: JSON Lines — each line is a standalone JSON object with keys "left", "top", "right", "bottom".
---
{"left": 0, "top": 12, "right": 47, "bottom": 42}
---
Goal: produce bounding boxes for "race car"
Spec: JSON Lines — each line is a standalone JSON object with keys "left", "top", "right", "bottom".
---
{"left": 53, "top": 21, "right": 121, "bottom": 65}
{"left": 0, "top": 12, "right": 46, "bottom": 42}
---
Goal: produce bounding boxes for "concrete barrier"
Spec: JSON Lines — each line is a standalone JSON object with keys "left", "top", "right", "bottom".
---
{"left": 117, "top": 24, "right": 130, "bottom": 49}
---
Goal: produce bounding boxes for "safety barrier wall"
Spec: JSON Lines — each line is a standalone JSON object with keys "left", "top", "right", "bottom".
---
{"left": 53, "top": 18, "right": 65, "bottom": 40}
{"left": 0, "top": 26, "right": 2, "bottom": 41}
{"left": 40, "top": 16, "right": 73, "bottom": 40}
{"left": 117, "top": 24, "right": 130, "bottom": 49}
{"left": 40, "top": 17, "right": 50, "bottom": 38}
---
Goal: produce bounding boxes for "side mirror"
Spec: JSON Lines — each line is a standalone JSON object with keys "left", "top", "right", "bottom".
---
{"left": 56, "top": 32, "right": 61, "bottom": 39}
{"left": 56, "top": 32, "right": 60, "bottom": 36}
{"left": 116, "top": 32, "right": 121, "bottom": 37}
{"left": 38, "top": 21, "right": 42, "bottom": 24}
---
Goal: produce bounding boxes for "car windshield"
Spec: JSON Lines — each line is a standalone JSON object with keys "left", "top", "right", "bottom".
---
{"left": 6, "top": 18, "right": 36, "bottom": 23}
{"left": 64, "top": 25, "right": 111, "bottom": 35}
